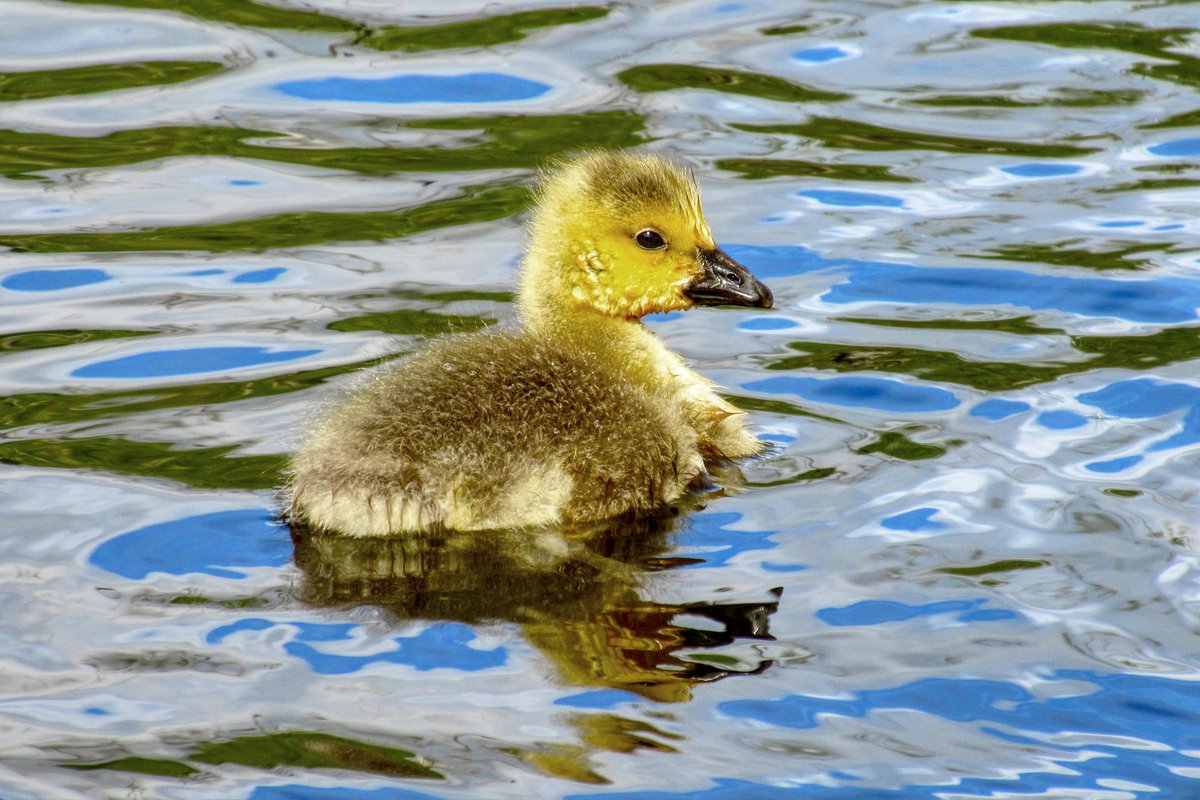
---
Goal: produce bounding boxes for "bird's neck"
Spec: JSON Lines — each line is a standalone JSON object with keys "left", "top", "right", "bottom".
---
{"left": 521, "top": 290, "right": 654, "bottom": 355}
{"left": 518, "top": 253, "right": 683, "bottom": 389}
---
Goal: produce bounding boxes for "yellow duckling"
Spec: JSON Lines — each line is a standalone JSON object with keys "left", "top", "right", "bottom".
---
{"left": 287, "top": 151, "right": 772, "bottom": 536}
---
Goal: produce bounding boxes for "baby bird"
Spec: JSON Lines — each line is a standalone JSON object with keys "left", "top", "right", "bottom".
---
{"left": 287, "top": 151, "right": 772, "bottom": 536}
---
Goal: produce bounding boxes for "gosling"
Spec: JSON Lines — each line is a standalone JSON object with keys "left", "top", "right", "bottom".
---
{"left": 287, "top": 151, "right": 772, "bottom": 536}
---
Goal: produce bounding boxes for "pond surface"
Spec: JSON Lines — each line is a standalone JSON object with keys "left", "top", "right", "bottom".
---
{"left": 3, "top": 1, "right": 1200, "bottom": 797}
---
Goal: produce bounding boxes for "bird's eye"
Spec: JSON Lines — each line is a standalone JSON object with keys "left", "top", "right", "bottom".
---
{"left": 634, "top": 229, "right": 667, "bottom": 251}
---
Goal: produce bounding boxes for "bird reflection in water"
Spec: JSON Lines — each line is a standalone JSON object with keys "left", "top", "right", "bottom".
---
{"left": 289, "top": 496, "right": 779, "bottom": 705}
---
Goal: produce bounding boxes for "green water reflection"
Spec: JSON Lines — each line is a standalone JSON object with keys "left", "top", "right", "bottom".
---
{"left": 0, "top": 329, "right": 154, "bottom": 353}
{"left": 972, "top": 241, "right": 1178, "bottom": 272}
{"left": 360, "top": 6, "right": 607, "bottom": 51}
{"left": 716, "top": 157, "right": 914, "bottom": 182}
{"left": 0, "top": 61, "right": 224, "bottom": 102}
{"left": 58, "top": 0, "right": 358, "bottom": 32}
{"left": 727, "top": 394, "right": 956, "bottom": 462}
{"left": 1104, "top": 166, "right": 1200, "bottom": 194}
{"left": 57, "top": 0, "right": 608, "bottom": 50}
{"left": 618, "top": 64, "right": 849, "bottom": 103}
{"left": 760, "top": 24, "right": 813, "bottom": 36}
{"left": 0, "top": 184, "right": 528, "bottom": 253}
{"left": 735, "top": 117, "right": 1098, "bottom": 156}
{"left": 68, "top": 731, "right": 439, "bottom": 780}
{"left": 911, "top": 88, "right": 1144, "bottom": 108}
{"left": 67, "top": 757, "right": 199, "bottom": 778}
{"left": 192, "top": 732, "right": 440, "bottom": 778}
{"left": 1143, "top": 108, "right": 1200, "bottom": 128}
{"left": 937, "top": 559, "right": 1048, "bottom": 577}
{"left": 0, "top": 436, "right": 285, "bottom": 490}
{"left": 834, "top": 315, "right": 1058, "bottom": 336}
{"left": 770, "top": 322, "right": 1200, "bottom": 391}
{"left": 857, "top": 429, "right": 957, "bottom": 461}
{"left": 975, "top": 22, "right": 1200, "bottom": 88}
{"left": 0, "top": 111, "right": 646, "bottom": 180}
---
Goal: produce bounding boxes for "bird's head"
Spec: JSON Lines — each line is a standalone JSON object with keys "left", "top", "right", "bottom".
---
{"left": 522, "top": 151, "right": 772, "bottom": 322}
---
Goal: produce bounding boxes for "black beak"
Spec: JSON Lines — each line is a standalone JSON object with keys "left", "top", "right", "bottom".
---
{"left": 684, "top": 247, "right": 773, "bottom": 308}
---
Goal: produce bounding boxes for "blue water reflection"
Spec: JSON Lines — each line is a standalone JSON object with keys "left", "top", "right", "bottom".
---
{"left": 1086, "top": 454, "right": 1143, "bottom": 473}
{"left": 207, "top": 618, "right": 507, "bottom": 674}
{"left": 276, "top": 73, "right": 551, "bottom": 103}
{"left": 2, "top": 268, "right": 109, "bottom": 291}
{"left": 722, "top": 668, "right": 1200, "bottom": 736}
{"left": 91, "top": 509, "right": 290, "bottom": 580}
{"left": 250, "top": 785, "right": 442, "bottom": 800}
{"left": 1001, "top": 163, "right": 1083, "bottom": 178}
{"left": 793, "top": 46, "right": 850, "bottom": 63}
{"left": 1035, "top": 410, "right": 1088, "bottom": 430}
{"left": 760, "top": 561, "right": 806, "bottom": 573}
{"left": 570, "top": 770, "right": 1194, "bottom": 800}
{"left": 233, "top": 267, "right": 286, "bottom": 284}
{"left": 821, "top": 260, "right": 1200, "bottom": 323}
{"left": 1148, "top": 138, "right": 1200, "bottom": 157}
{"left": 1079, "top": 379, "right": 1200, "bottom": 452}
{"left": 816, "top": 598, "right": 1017, "bottom": 626}
{"left": 797, "top": 189, "right": 903, "bottom": 208}
{"left": 970, "top": 399, "right": 1030, "bottom": 420}
{"left": 72, "top": 346, "right": 320, "bottom": 378}
{"left": 880, "top": 507, "right": 944, "bottom": 532}
{"left": 730, "top": 245, "right": 1200, "bottom": 323}
{"left": 554, "top": 688, "right": 645, "bottom": 709}
{"left": 675, "top": 512, "right": 779, "bottom": 569}
{"left": 705, "top": 669, "right": 1200, "bottom": 797}
{"left": 739, "top": 316, "right": 797, "bottom": 331}
{"left": 725, "top": 245, "right": 831, "bottom": 279}
{"left": 745, "top": 375, "right": 959, "bottom": 412}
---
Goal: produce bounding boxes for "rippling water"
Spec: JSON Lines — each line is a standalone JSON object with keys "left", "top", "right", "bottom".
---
{"left": 3, "top": 1, "right": 1200, "bottom": 798}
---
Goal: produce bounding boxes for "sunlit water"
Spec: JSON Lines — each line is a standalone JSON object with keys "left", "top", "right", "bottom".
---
{"left": 3, "top": 1, "right": 1200, "bottom": 797}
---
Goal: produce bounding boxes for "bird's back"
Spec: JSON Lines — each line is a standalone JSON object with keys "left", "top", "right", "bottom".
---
{"left": 288, "top": 329, "right": 702, "bottom": 535}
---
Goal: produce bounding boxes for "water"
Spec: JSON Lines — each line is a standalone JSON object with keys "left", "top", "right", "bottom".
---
{"left": 2, "top": 1, "right": 1200, "bottom": 797}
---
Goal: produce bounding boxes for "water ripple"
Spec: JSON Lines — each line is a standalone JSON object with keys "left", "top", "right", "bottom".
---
{"left": 3, "top": 1, "right": 1200, "bottom": 798}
